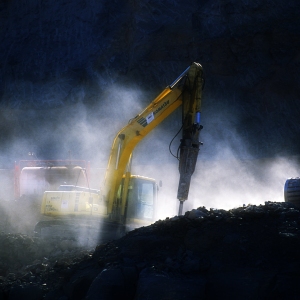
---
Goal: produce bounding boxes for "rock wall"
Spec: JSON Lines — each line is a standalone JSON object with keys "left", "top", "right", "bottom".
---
{"left": 0, "top": 0, "right": 299, "bottom": 163}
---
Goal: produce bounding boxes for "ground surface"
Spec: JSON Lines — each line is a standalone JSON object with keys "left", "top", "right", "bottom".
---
{"left": 0, "top": 201, "right": 300, "bottom": 299}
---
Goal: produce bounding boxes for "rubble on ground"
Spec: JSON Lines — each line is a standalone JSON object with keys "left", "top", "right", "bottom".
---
{"left": 0, "top": 201, "right": 300, "bottom": 299}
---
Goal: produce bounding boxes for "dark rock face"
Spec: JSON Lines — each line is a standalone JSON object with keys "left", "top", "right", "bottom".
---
{"left": 0, "top": 0, "right": 300, "bottom": 163}
{"left": 0, "top": 202, "right": 300, "bottom": 299}
{"left": 1, "top": 1, "right": 299, "bottom": 104}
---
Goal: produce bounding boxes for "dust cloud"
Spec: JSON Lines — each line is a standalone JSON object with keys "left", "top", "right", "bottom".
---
{"left": 0, "top": 84, "right": 156, "bottom": 238}
{"left": 0, "top": 84, "right": 147, "bottom": 168}
{"left": 133, "top": 152, "right": 300, "bottom": 221}
{"left": 0, "top": 84, "right": 299, "bottom": 238}
{"left": 189, "top": 155, "right": 299, "bottom": 211}
{"left": 130, "top": 107, "right": 300, "bottom": 220}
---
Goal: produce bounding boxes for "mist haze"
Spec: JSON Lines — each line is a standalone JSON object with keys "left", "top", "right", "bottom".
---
{"left": 0, "top": 0, "right": 300, "bottom": 217}
{"left": 1, "top": 2, "right": 300, "bottom": 297}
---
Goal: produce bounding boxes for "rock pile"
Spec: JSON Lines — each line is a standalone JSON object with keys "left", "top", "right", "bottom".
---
{"left": 1, "top": 201, "right": 300, "bottom": 299}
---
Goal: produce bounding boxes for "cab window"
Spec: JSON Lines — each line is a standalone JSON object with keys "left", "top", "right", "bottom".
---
{"left": 126, "top": 179, "right": 155, "bottom": 220}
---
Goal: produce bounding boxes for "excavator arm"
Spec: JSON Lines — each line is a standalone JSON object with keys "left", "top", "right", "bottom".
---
{"left": 177, "top": 63, "right": 204, "bottom": 214}
{"left": 103, "top": 62, "right": 204, "bottom": 219}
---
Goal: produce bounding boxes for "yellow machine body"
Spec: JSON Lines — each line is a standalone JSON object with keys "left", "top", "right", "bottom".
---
{"left": 35, "top": 62, "right": 204, "bottom": 242}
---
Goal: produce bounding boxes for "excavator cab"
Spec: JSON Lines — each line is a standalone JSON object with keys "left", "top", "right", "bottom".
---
{"left": 116, "top": 175, "right": 157, "bottom": 231}
{"left": 284, "top": 177, "right": 300, "bottom": 207}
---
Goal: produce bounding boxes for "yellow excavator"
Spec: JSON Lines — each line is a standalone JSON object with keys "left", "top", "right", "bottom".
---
{"left": 34, "top": 62, "right": 204, "bottom": 244}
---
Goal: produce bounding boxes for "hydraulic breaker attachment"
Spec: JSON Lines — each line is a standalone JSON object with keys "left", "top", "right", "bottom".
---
{"left": 176, "top": 62, "right": 204, "bottom": 215}
{"left": 177, "top": 124, "right": 203, "bottom": 215}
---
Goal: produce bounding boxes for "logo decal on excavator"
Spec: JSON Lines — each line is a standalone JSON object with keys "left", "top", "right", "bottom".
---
{"left": 137, "top": 117, "right": 148, "bottom": 127}
{"left": 138, "top": 113, "right": 154, "bottom": 127}
{"left": 146, "top": 112, "right": 154, "bottom": 123}
{"left": 137, "top": 100, "right": 169, "bottom": 127}
{"left": 45, "top": 205, "right": 58, "bottom": 212}
{"left": 153, "top": 100, "right": 169, "bottom": 115}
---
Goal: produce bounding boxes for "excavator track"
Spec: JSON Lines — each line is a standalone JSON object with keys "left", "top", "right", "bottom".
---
{"left": 34, "top": 217, "right": 126, "bottom": 247}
